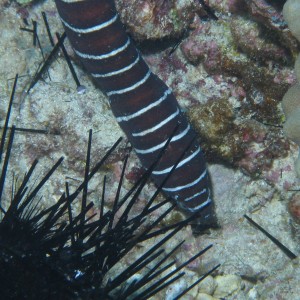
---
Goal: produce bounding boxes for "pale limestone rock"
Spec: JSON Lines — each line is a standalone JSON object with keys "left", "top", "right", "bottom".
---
{"left": 213, "top": 274, "right": 243, "bottom": 298}
{"left": 197, "top": 275, "right": 216, "bottom": 295}
{"left": 283, "top": 0, "right": 300, "bottom": 41}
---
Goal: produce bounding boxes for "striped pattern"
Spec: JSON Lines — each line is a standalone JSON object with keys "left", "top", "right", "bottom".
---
{"left": 55, "top": 0, "right": 213, "bottom": 221}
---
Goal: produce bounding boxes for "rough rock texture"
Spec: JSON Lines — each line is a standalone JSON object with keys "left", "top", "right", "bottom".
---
{"left": 115, "top": 0, "right": 204, "bottom": 41}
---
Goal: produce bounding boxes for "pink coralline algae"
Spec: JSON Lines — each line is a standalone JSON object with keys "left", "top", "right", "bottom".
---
{"left": 181, "top": 16, "right": 295, "bottom": 103}
{"left": 230, "top": 17, "right": 288, "bottom": 63}
{"left": 177, "top": 10, "right": 294, "bottom": 176}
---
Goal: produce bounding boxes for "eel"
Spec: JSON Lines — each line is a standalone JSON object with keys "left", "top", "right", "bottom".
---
{"left": 55, "top": 0, "right": 216, "bottom": 230}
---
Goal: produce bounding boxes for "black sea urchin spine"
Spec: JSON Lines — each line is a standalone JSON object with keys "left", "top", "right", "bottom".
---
{"left": 0, "top": 77, "right": 219, "bottom": 299}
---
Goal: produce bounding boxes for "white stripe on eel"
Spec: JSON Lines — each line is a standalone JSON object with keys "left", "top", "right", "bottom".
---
{"left": 135, "top": 124, "right": 190, "bottom": 154}
{"left": 184, "top": 189, "right": 207, "bottom": 202}
{"left": 152, "top": 147, "right": 201, "bottom": 175}
{"left": 92, "top": 54, "right": 140, "bottom": 78}
{"left": 107, "top": 70, "right": 151, "bottom": 96}
{"left": 60, "top": 0, "right": 85, "bottom": 3}
{"left": 132, "top": 108, "right": 179, "bottom": 137}
{"left": 116, "top": 89, "right": 172, "bottom": 122}
{"left": 185, "top": 198, "right": 212, "bottom": 212}
{"left": 74, "top": 38, "right": 131, "bottom": 60}
{"left": 163, "top": 168, "right": 208, "bottom": 192}
{"left": 60, "top": 14, "right": 118, "bottom": 34}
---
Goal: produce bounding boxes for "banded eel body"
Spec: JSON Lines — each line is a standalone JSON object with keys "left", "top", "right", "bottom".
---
{"left": 55, "top": 0, "right": 214, "bottom": 226}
